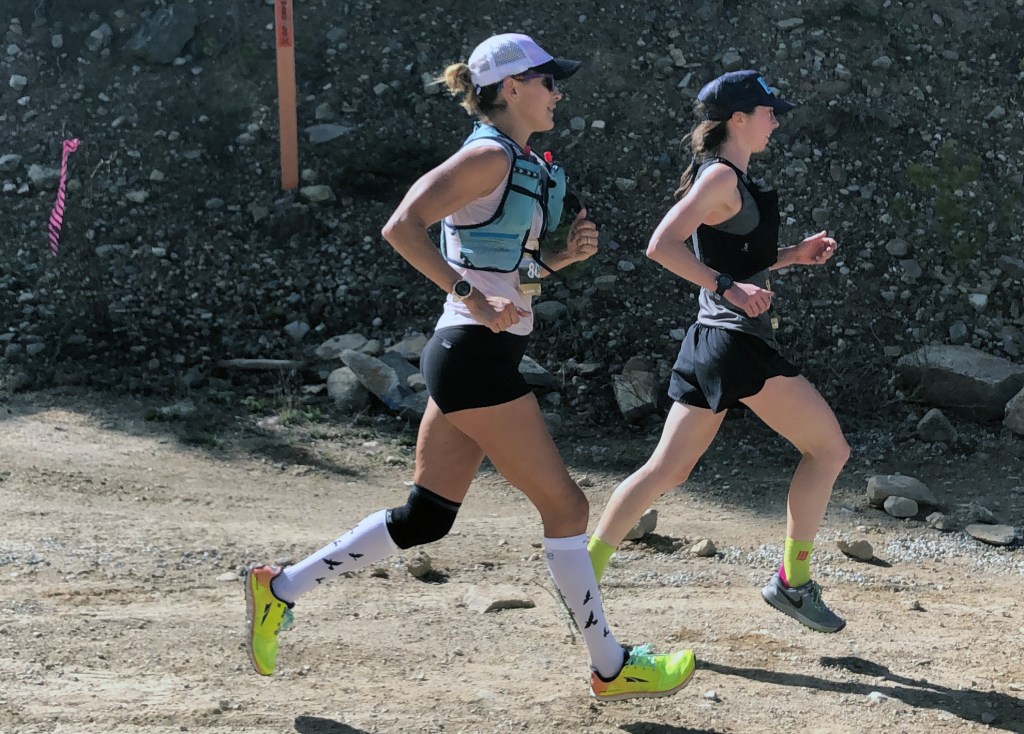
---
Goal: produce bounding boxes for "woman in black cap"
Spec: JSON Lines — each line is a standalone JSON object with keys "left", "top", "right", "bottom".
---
{"left": 589, "top": 70, "right": 850, "bottom": 634}
{"left": 245, "top": 33, "right": 695, "bottom": 701}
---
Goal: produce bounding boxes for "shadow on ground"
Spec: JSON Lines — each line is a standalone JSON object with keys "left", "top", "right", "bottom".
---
{"left": 295, "top": 716, "right": 369, "bottom": 734}
{"left": 702, "top": 656, "right": 1024, "bottom": 733}
{"left": 620, "top": 723, "right": 724, "bottom": 734}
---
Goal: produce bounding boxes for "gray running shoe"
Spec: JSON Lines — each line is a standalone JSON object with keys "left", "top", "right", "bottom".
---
{"left": 761, "top": 572, "right": 846, "bottom": 633}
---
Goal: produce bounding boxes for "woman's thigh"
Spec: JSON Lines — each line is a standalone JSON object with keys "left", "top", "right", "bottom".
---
{"left": 740, "top": 375, "right": 847, "bottom": 456}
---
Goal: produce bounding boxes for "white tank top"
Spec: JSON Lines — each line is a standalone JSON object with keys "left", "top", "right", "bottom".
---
{"left": 435, "top": 138, "right": 543, "bottom": 336}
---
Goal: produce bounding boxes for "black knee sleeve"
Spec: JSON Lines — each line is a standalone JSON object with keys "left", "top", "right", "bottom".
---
{"left": 385, "top": 484, "right": 461, "bottom": 550}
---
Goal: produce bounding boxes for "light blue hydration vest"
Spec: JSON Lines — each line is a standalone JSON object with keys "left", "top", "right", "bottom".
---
{"left": 441, "top": 123, "right": 566, "bottom": 273}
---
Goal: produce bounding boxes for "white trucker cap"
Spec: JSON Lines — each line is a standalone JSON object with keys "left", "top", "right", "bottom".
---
{"left": 467, "top": 33, "right": 581, "bottom": 88}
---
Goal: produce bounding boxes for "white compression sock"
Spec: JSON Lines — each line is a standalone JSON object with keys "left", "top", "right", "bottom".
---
{"left": 272, "top": 509, "right": 399, "bottom": 604}
{"left": 543, "top": 534, "right": 625, "bottom": 679}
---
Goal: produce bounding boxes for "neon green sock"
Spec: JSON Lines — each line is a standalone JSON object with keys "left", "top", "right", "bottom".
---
{"left": 783, "top": 537, "right": 815, "bottom": 588}
{"left": 587, "top": 535, "right": 616, "bottom": 583}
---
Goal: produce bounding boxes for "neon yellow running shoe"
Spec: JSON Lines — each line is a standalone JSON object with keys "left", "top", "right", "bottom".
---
{"left": 590, "top": 644, "right": 696, "bottom": 701}
{"left": 244, "top": 564, "right": 294, "bottom": 676}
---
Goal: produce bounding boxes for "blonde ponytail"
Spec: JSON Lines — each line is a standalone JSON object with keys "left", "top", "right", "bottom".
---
{"left": 436, "top": 62, "right": 506, "bottom": 117}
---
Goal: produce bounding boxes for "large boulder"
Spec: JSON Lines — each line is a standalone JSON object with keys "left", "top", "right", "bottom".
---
{"left": 866, "top": 475, "right": 939, "bottom": 509}
{"left": 896, "top": 345, "right": 1024, "bottom": 421}
{"left": 125, "top": 5, "right": 198, "bottom": 64}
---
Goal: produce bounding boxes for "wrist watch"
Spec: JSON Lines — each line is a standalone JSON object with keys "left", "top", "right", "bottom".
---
{"left": 714, "top": 273, "right": 734, "bottom": 297}
{"left": 451, "top": 279, "right": 473, "bottom": 302}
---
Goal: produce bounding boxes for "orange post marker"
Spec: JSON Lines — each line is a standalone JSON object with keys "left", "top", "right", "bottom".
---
{"left": 274, "top": 0, "right": 299, "bottom": 190}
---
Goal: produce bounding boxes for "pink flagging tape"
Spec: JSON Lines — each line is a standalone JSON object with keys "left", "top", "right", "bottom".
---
{"left": 47, "top": 138, "right": 81, "bottom": 257}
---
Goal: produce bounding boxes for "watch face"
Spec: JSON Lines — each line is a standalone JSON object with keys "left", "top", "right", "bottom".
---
{"left": 454, "top": 280, "right": 472, "bottom": 297}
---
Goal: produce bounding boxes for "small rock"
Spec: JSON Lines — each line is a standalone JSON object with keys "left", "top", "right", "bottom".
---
{"left": 624, "top": 509, "right": 658, "bottom": 541}
{"left": 284, "top": 320, "right": 310, "bottom": 342}
{"left": 837, "top": 538, "right": 874, "bottom": 561}
{"left": 884, "top": 495, "right": 919, "bottom": 519}
{"left": 721, "top": 50, "right": 743, "bottom": 71}
{"left": 956, "top": 501, "right": 998, "bottom": 525}
{"left": 926, "top": 512, "right": 953, "bottom": 531}
{"left": 965, "top": 524, "right": 1017, "bottom": 546}
{"left": 300, "top": 185, "right": 336, "bottom": 203}
{"left": 0, "top": 154, "right": 22, "bottom": 172}
{"left": 463, "top": 585, "right": 535, "bottom": 614}
{"left": 406, "top": 552, "right": 432, "bottom": 578}
{"left": 885, "top": 238, "right": 909, "bottom": 257}
{"left": 691, "top": 539, "right": 716, "bottom": 557}
{"left": 968, "top": 293, "right": 988, "bottom": 311}
{"left": 916, "top": 408, "right": 957, "bottom": 443}
{"left": 421, "top": 72, "right": 440, "bottom": 95}
{"left": 985, "top": 106, "right": 1006, "bottom": 122}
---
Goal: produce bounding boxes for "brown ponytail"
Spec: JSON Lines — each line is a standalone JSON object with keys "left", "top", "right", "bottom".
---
{"left": 437, "top": 62, "right": 506, "bottom": 117}
{"left": 673, "top": 104, "right": 730, "bottom": 200}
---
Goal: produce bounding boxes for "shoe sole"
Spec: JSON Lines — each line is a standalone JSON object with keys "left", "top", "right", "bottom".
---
{"left": 590, "top": 660, "right": 696, "bottom": 702}
{"left": 761, "top": 587, "right": 846, "bottom": 634}
{"left": 244, "top": 563, "right": 273, "bottom": 676}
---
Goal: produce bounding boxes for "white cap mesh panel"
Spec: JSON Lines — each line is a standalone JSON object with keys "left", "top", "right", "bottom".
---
{"left": 491, "top": 40, "right": 529, "bottom": 68}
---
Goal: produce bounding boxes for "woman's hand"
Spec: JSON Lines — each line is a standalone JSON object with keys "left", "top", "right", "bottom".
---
{"left": 562, "top": 208, "right": 599, "bottom": 264}
{"left": 463, "top": 291, "right": 531, "bottom": 333}
{"left": 787, "top": 230, "right": 838, "bottom": 266}
{"left": 724, "top": 281, "right": 773, "bottom": 318}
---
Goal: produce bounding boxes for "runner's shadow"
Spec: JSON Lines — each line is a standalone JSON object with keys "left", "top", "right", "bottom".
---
{"left": 701, "top": 656, "right": 1024, "bottom": 733}
{"left": 620, "top": 724, "right": 724, "bottom": 734}
{"left": 630, "top": 532, "right": 686, "bottom": 555}
{"left": 294, "top": 716, "right": 370, "bottom": 734}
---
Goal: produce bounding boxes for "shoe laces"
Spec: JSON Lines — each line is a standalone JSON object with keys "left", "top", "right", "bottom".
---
{"left": 803, "top": 581, "right": 829, "bottom": 610}
{"left": 626, "top": 643, "right": 657, "bottom": 670}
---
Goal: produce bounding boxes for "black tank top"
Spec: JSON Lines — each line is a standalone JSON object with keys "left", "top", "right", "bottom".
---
{"left": 692, "top": 158, "right": 780, "bottom": 347}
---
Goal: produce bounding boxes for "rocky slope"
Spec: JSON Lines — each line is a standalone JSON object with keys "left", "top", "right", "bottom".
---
{"left": 2, "top": 0, "right": 1023, "bottom": 428}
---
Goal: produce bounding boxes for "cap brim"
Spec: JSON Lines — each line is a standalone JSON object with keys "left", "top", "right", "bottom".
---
{"left": 771, "top": 99, "right": 796, "bottom": 116}
{"left": 533, "top": 57, "right": 581, "bottom": 80}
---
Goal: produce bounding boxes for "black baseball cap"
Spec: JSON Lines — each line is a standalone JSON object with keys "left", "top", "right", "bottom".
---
{"left": 697, "top": 70, "right": 796, "bottom": 121}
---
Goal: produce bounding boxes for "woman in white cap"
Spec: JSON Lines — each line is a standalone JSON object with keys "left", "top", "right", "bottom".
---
{"left": 245, "top": 33, "right": 695, "bottom": 702}
{"left": 588, "top": 70, "right": 850, "bottom": 634}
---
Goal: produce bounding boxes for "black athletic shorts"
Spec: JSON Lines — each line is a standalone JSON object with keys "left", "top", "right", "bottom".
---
{"left": 420, "top": 325, "right": 532, "bottom": 413}
{"left": 668, "top": 323, "right": 800, "bottom": 413}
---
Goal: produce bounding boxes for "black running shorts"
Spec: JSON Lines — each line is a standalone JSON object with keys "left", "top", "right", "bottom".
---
{"left": 668, "top": 323, "right": 800, "bottom": 413}
{"left": 420, "top": 326, "right": 532, "bottom": 414}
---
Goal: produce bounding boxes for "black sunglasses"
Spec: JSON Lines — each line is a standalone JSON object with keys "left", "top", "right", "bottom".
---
{"left": 512, "top": 73, "right": 556, "bottom": 92}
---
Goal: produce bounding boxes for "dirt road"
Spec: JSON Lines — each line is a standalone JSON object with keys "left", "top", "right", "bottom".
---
{"left": 2, "top": 390, "right": 1022, "bottom": 734}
